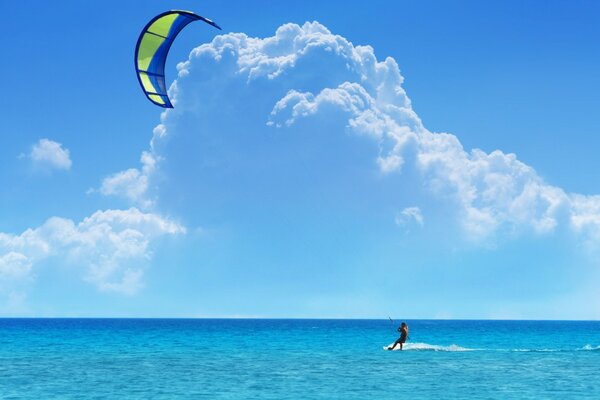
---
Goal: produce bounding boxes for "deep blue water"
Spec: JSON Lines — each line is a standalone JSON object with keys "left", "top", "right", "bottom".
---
{"left": 0, "top": 319, "right": 598, "bottom": 399}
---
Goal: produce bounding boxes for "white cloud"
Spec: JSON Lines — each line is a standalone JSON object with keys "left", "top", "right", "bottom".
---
{"left": 98, "top": 151, "right": 157, "bottom": 208}
{"left": 396, "top": 207, "right": 424, "bottom": 227}
{"left": 29, "top": 138, "right": 72, "bottom": 171}
{"left": 0, "top": 208, "right": 185, "bottom": 296}
{"left": 0, "top": 252, "right": 32, "bottom": 280}
{"left": 277, "top": 80, "right": 572, "bottom": 241}
{"left": 108, "top": 21, "right": 600, "bottom": 249}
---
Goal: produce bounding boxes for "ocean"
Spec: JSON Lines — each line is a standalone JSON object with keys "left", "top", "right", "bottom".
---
{"left": 0, "top": 319, "right": 598, "bottom": 399}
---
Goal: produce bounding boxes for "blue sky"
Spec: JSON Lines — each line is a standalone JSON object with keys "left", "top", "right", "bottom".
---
{"left": 1, "top": 1, "right": 599, "bottom": 318}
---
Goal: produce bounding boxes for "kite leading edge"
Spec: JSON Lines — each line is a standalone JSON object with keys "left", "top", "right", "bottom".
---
{"left": 134, "top": 10, "right": 221, "bottom": 108}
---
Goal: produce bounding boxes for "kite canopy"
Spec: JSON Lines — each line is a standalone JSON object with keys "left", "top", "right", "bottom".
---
{"left": 134, "top": 10, "right": 221, "bottom": 108}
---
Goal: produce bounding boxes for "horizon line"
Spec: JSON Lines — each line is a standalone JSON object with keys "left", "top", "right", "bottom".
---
{"left": 0, "top": 317, "right": 598, "bottom": 322}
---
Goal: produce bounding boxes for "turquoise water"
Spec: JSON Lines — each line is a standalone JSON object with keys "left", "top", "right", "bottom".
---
{"left": 0, "top": 319, "right": 598, "bottom": 399}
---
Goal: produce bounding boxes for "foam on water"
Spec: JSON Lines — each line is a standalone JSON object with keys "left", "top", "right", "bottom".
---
{"left": 509, "top": 344, "right": 600, "bottom": 353}
{"left": 384, "top": 343, "right": 600, "bottom": 353}
{"left": 384, "top": 342, "right": 475, "bottom": 351}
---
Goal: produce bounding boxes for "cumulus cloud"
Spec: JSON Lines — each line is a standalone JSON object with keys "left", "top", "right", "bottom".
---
{"left": 110, "top": 21, "right": 600, "bottom": 248}
{"left": 28, "top": 138, "right": 72, "bottom": 171}
{"left": 0, "top": 208, "right": 185, "bottom": 296}
{"left": 98, "top": 151, "right": 157, "bottom": 208}
{"left": 271, "top": 79, "right": 579, "bottom": 241}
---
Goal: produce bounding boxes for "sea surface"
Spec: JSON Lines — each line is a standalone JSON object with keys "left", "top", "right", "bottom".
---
{"left": 0, "top": 319, "right": 598, "bottom": 399}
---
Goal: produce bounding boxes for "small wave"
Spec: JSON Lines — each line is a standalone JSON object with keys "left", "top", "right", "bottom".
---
{"left": 510, "top": 348, "right": 560, "bottom": 353}
{"left": 384, "top": 342, "right": 475, "bottom": 352}
{"left": 510, "top": 345, "right": 600, "bottom": 353}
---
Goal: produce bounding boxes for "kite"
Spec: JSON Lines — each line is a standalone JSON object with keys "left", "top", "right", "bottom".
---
{"left": 134, "top": 10, "right": 221, "bottom": 108}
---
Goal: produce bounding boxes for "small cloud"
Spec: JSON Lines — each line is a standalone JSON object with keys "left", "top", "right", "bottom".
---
{"left": 97, "top": 151, "right": 157, "bottom": 208}
{"left": 28, "top": 138, "right": 72, "bottom": 171}
{"left": 395, "top": 207, "right": 424, "bottom": 227}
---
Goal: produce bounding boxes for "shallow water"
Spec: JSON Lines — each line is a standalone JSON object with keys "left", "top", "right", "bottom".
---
{"left": 0, "top": 319, "right": 598, "bottom": 399}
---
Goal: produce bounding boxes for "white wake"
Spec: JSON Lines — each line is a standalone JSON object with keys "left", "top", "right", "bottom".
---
{"left": 384, "top": 342, "right": 475, "bottom": 352}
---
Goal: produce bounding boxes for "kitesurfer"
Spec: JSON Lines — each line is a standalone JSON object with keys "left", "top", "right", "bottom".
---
{"left": 387, "top": 322, "right": 409, "bottom": 350}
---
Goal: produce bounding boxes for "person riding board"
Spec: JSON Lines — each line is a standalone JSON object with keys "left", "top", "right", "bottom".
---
{"left": 387, "top": 322, "right": 409, "bottom": 350}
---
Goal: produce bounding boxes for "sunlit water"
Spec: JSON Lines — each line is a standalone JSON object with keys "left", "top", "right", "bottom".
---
{"left": 0, "top": 319, "right": 598, "bottom": 399}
